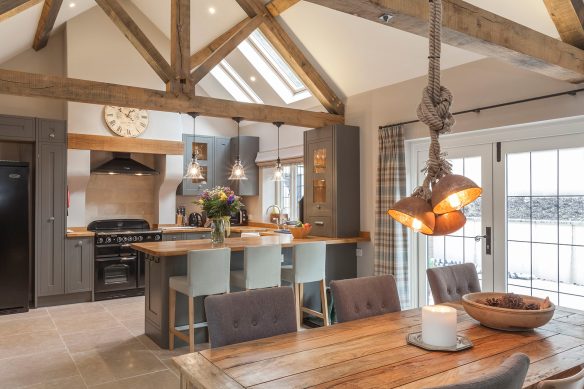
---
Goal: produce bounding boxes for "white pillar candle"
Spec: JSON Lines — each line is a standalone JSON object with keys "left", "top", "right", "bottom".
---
{"left": 421, "top": 305, "right": 458, "bottom": 348}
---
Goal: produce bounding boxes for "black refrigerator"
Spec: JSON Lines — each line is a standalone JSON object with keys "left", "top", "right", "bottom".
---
{"left": 0, "top": 161, "right": 30, "bottom": 313}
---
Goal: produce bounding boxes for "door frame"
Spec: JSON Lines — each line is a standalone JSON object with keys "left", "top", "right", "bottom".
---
{"left": 405, "top": 115, "right": 584, "bottom": 307}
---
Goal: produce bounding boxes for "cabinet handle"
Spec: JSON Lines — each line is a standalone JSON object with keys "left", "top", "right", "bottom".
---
{"left": 49, "top": 216, "right": 55, "bottom": 221}
{"left": 49, "top": 132, "right": 56, "bottom": 138}
{"left": 315, "top": 221, "right": 324, "bottom": 226}
{"left": 316, "top": 205, "right": 321, "bottom": 209}
{"left": 78, "top": 241, "right": 83, "bottom": 246}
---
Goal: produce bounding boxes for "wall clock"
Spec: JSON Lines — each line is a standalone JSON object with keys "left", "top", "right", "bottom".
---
{"left": 104, "top": 105, "right": 149, "bottom": 138}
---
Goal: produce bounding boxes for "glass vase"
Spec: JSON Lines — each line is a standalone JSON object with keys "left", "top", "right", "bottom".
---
{"left": 211, "top": 217, "right": 226, "bottom": 245}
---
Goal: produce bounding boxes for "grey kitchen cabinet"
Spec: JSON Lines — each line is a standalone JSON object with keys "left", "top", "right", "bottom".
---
{"left": 177, "top": 135, "right": 214, "bottom": 196}
{"left": 0, "top": 114, "right": 35, "bottom": 141}
{"left": 163, "top": 233, "right": 184, "bottom": 241}
{"left": 184, "top": 232, "right": 210, "bottom": 240}
{"left": 145, "top": 255, "right": 163, "bottom": 335}
{"left": 37, "top": 141, "right": 67, "bottom": 296}
{"left": 38, "top": 119, "right": 67, "bottom": 143}
{"left": 65, "top": 237, "right": 93, "bottom": 293}
{"left": 229, "top": 136, "right": 259, "bottom": 196}
{"left": 304, "top": 125, "right": 360, "bottom": 237}
{"left": 214, "top": 137, "right": 231, "bottom": 188}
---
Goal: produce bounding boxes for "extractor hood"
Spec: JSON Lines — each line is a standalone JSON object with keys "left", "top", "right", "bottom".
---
{"left": 91, "top": 153, "right": 158, "bottom": 176}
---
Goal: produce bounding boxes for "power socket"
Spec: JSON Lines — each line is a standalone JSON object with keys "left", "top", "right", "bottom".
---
{"left": 356, "top": 248, "right": 363, "bottom": 257}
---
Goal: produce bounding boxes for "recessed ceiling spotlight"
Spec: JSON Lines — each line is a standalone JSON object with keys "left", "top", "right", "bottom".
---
{"left": 69, "top": 2, "right": 76, "bottom": 7}
{"left": 208, "top": 7, "right": 216, "bottom": 15}
{"left": 250, "top": 76, "right": 256, "bottom": 82}
{"left": 378, "top": 13, "right": 393, "bottom": 23}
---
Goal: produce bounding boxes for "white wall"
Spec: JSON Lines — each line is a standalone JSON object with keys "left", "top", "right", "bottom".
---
{"left": 346, "top": 58, "right": 584, "bottom": 277}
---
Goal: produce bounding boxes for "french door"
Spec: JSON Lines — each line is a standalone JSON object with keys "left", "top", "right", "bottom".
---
{"left": 412, "top": 143, "right": 494, "bottom": 306}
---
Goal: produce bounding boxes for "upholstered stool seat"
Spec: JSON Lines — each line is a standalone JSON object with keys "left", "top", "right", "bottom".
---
{"left": 426, "top": 263, "right": 481, "bottom": 304}
{"left": 230, "top": 244, "right": 282, "bottom": 290}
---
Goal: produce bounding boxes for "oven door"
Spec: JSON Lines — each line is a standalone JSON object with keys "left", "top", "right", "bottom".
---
{"left": 94, "top": 255, "right": 137, "bottom": 293}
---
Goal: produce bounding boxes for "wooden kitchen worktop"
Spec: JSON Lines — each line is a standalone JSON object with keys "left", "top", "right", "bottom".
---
{"left": 65, "top": 228, "right": 95, "bottom": 238}
{"left": 65, "top": 225, "right": 271, "bottom": 238}
{"left": 132, "top": 234, "right": 369, "bottom": 257}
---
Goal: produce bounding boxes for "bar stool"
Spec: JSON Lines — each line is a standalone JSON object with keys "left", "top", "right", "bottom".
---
{"left": 281, "top": 241, "right": 329, "bottom": 329}
{"left": 230, "top": 244, "right": 282, "bottom": 290}
{"left": 168, "top": 247, "right": 231, "bottom": 352}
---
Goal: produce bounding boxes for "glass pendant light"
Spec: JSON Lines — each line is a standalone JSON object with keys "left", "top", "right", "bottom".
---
{"left": 229, "top": 117, "right": 247, "bottom": 180}
{"left": 271, "top": 121, "right": 284, "bottom": 181}
{"left": 184, "top": 113, "right": 205, "bottom": 181}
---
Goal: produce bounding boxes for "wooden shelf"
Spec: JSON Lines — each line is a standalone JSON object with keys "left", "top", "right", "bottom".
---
{"left": 68, "top": 133, "right": 183, "bottom": 155}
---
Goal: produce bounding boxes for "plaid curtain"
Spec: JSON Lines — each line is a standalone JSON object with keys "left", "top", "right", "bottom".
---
{"left": 375, "top": 125, "right": 409, "bottom": 307}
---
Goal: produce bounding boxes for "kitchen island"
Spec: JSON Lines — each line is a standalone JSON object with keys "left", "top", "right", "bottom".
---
{"left": 132, "top": 234, "right": 369, "bottom": 348}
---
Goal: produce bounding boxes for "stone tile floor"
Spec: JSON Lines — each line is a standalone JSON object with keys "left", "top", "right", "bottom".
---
{"left": 0, "top": 296, "right": 201, "bottom": 388}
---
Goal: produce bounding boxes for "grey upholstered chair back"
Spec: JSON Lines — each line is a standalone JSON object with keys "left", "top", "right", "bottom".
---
{"left": 204, "top": 287, "right": 297, "bottom": 348}
{"left": 428, "top": 353, "right": 530, "bottom": 389}
{"left": 330, "top": 275, "right": 401, "bottom": 323}
{"left": 186, "top": 248, "right": 231, "bottom": 296}
{"left": 292, "top": 242, "right": 326, "bottom": 284}
{"left": 426, "top": 263, "right": 481, "bottom": 304}
{"left": 243, "top": 244, "right": 282, "bottom": 289}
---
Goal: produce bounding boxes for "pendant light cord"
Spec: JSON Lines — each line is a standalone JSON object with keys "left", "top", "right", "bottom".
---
{"left": 190, "top": 112, "right": 199, "bottom": 160}
{"left": 234, "top": 117, "right": 241, "bottom": 160}
{"left": 413, "top": 0, "right": 454, "bottom": 200}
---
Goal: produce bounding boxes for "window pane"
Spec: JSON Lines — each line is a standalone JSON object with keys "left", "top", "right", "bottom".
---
{"left": 464, "top": 238, "right": 482, "bottom": 282}
{"left": 531, "top": 150, "right": 557, "bottom": 196}
{"left": 559, "top": 147, "right": 584, "bottom": 195}
{"left": 531, "top": 197, "right": 558, "bottom": 244}
{"left": 450, "top": 158, "right": 464, "bottom": 175}
{"left": 559, "top": 293, "right": 584, "bottom": 311}
{"left": 508, "top": 285, "right": 531, "bottom": 295}
{"left": 532, "top": 288, "right": 558, "bottom": 306}
{"left": 428, "top": 236, "right": 445, "bottom": 268}
{"left": 463, "top": 197, "right": 481, "bottom": 237}
{"left": 507, "top": 152, "right": 530, "bottom": 196}
{"left": 508, "top": 241, "right": 531, "bottom": 285}
{"left": 559, "top": 245, "right": 584, "bottom": 296}
{"left": 444, "top": 236, "right": 464, "bottom": 265}
{"left": 464, "top": 156, "right": 482, "bottom": 187}
{"left": 559, "top": 197, "right": 584, "bottom": 245}
{"left": 532, "top": 243, "right": 558, "bottom": 291}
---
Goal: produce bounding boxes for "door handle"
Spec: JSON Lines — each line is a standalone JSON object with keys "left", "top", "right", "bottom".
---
{"left": 474, "top": 227, "right": 492, "bottom": 255}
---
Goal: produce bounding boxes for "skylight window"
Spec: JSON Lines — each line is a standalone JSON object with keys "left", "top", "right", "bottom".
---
{"left": 210, "top": 60, "right": 263, "bottom": 104}
{"left": 239, "top": 31, "right": 311, "bottom": 104}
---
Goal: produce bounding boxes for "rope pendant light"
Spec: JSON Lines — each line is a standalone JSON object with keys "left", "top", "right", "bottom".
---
{"left": 272, "top": 121, "right": 284, "bottom": 181}
{"left": 184, "top": 113, "right": 205, "bottom": 181}
{"left": 388, "top": 0, "right": 481, "bottom": 236}
{"left": 229, "top": 117, "right": 248, "bottom": 180}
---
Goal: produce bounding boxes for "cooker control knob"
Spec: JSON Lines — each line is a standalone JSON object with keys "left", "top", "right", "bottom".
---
{"left": 105, "top": 237, "right": 112, "bottom": 243}
{"left": 138, "top": 236, "right": 143, "bottom": 241}
{"left": 155, "top": 235, "right": 161, "bottom": 241}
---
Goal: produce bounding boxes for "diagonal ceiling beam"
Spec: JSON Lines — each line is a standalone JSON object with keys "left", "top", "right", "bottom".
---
{"left": 169, "top": 0, "right": 191, "bottom": 95}
{"left": 543, "top": 0, "right": 584, "bottom": 49}
{"left": 190, "top": 17, "right": 251, "bottom": 70}
{"left": 33, "top": 0, "right": 63, "bottom": 51}
{"left": 304, "top": 0, "right": 584, "bottom": 83}
{"left": 266, "top": 0, "right": 300, "bottom": 16}
{"left": 0, "top": 68, "right": 344, "bottom": 128}
{"left": 95, "top": 0, "right": 175, "bottom": 83}
{"left": 191, "top": 15, "right": 264, "bottom": 85}
{"left": 235, "top": 0, "right": 345, "bottom": 115}
{"left": 0, "top": 0, "right": 42, "bottom": 23}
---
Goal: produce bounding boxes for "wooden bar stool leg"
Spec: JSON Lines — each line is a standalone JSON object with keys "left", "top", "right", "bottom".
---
{"left": 169, "top": 288, "right": 176, "bottom": 351}
{"left": 294, "top": 283, "right": 301, "bottom": 330}
{"left": 299, "top": 283, "right": 304, "bottom": 328}
{"left": 320, "top": 279, "right": 329, "bottom": 326}
{"left": 188, "top": 296, "right": 195, "bottom": 353}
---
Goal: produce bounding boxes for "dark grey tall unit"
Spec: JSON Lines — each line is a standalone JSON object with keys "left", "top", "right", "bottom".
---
{"left": 229, "top": 136, "right": 259, "bottom": 196}
{"left": 304, "top": 125, "right": 360, "bottom": 237}
{"left": 214, "top": 137, "right": 230, "bottom": 188}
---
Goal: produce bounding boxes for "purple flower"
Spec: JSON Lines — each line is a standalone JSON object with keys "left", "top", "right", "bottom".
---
{"left": 227, "top": 194, "right": 235, "bottom": 204}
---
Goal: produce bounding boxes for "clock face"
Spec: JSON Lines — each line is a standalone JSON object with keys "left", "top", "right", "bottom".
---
{"left": 104, "top": 106, "right": 149, "bottom": 137}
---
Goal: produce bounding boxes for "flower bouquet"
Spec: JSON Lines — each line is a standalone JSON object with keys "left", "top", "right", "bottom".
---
{"left": 198, "top": 187, "right": 243, "bottom": 244}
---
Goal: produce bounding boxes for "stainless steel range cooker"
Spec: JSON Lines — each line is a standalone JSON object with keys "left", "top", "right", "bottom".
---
{"left": 87, "top": 219, "right": 161, "bottom": 300}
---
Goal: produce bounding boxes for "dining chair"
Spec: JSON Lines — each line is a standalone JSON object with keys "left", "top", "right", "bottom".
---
{"left": 426, "top": 263, "right": 481, "bottom": 304}
{"left": 281, "top": 241, "right": 329, "bottom": 329}
{"left": 330, "top": 275, "right": 401, "bottom": 323}
{"left": 537, "top": 367, "right": 584, "bottom": 389}
{"left": 230, "top": 244, "right": 282, "bottom": 290}
{"left": 204, "top": 286, "right": 297, "bottom": 348}
{"left": 427, "top": 353, "right": 530, "bottom": 389}
{"left": 168, "top": 247, "right": 231, "bottom": 352}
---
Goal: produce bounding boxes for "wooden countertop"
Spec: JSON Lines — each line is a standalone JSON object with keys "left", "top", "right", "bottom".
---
{"left": 65, "top": 228, "right": 94, "bottom": 238}
{"left": 65, "top": 226, "right": 271, "bottom": 238}
{"left": 131, "top": 234, "right": 369, "bottom": 257}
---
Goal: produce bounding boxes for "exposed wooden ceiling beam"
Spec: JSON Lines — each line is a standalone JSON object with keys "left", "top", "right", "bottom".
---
{"left": 0, "top": 68, "right": 344, "bottom": 128}
{"left": 190, "top": 17, "right": 251, "bottom": 70}
{"left": 191, "top": 15, "right": 264, "bottom": 85}
{"left": 543, "top": 0, "right": 584, "bottom": 49}
{"left": 266, "top": 0, "right": 300, "bottom": 16}
{"left": 304, "top": 0, "right": 584, "bottom": 83}
{"left": 33, "top": 0, "right": 63, "bottom": 51}
{"left": 0, "top": 0, "right": 42, "bottom": 23}
{"left": 235, "top": 0, "right": 345, "bottom": 115}
{"left": 169, "top": 0, "right": 191, "bottom": 95}
{"left": 95, "top": 0, "right": 175, "bottom": 83}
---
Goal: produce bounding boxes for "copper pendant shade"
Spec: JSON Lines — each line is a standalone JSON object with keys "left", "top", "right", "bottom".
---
{"left": 387, "top": 197, "right": 435, "bottom": 235}
{"left": 426, "top": 210, "right": 466, "bottom": 236}
{"left": 431, "top": 174, "right": 482, "bottom": 215}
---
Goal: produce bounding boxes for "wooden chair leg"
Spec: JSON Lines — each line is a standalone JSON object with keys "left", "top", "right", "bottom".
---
{"left": 320, "top": 279, "right": 330, "bottom": 326}
{"left": 298, "top": 283, "right": 304, "bottom": 328}
{"left": 294, "top": 283, "right": 301, "bottom": 330}
{"left": 188, "top": 296, "right": 195, "bottom": 353}
{"left": 169, "top": 288, "right": 176, "bottom": 351}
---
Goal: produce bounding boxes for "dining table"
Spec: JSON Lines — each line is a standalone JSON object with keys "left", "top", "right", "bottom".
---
{"left": 173, "top": 306, "right": 584, "bottom": 388}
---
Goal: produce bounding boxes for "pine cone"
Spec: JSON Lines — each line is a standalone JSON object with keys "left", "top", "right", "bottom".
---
{"left": 484, "top": 297, "right": 501, "bottom": 307}
{"left": 500, "top": 293, "right": 525, "bottom": 309}
{"left": 525, "top": 303, "right": 540, "bottom": 310}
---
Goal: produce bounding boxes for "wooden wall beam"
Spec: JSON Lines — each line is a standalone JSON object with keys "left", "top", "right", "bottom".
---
{"left": 0, "top": 68, "right": 344, "bottom": 128}
{"left": 235, "top": 0, "right": 345, "bottom": 115}
{"left": 0, "top": 0, "right": 42, "bottom": 23}
{"left": 544, "top": 0, "right": 584, "bottom": 49}
{"left": 190, "top": 18, "right": 251, "bottom": 70}
{"left": 266, "top": 0, "right": 300, "bottom": 16}
{"left": 191, "top": 15, "right": 264, "bottom": 85}
{"left": 95, "top": 0, "right": 175, "bottom": 83}
{"left": 169, "top": 0, "right": 191, "bottom": 95}
{"left": 305, "top": 0, "right": 584, "bottom": 83}
{"left": 33, "top": 0, "right": 63, "bottom": 51}
{"left": 68, "top": 133, "right": 184, "bottom": 154}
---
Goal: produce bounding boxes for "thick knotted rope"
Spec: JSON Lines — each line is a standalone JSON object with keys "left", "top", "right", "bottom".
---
{"left": 412, "top": 0, "right": 454, "bottom": 200}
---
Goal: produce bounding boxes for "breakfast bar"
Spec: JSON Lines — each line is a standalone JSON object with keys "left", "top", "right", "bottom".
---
{"left": 132, "top": 234, "right": 369, "bottom": 348}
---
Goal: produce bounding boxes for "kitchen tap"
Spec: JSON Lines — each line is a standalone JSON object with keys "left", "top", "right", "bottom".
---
{"left": 266, "top": 205, "right": 283, "bottom": 229}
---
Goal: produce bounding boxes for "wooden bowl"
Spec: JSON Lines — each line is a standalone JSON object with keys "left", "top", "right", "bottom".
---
{"left": 462, "top": 292, "right": 555, "bottom": 331}
{"left": 286, "top": 226, "right": 312, "bottom": 239}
